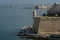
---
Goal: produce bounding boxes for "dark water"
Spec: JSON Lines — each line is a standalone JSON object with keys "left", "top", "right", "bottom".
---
{"left": 0, "top": 4, "right": 59, "bottom": 40}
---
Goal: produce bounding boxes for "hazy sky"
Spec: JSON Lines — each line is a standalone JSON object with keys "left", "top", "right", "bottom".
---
{"left": 0, "top": 0, "right": 60, "bottom": 4}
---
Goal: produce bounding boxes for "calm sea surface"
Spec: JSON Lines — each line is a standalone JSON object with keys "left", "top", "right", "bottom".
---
{"left": 0, "top": 4, "right": 56, "bottom": 40}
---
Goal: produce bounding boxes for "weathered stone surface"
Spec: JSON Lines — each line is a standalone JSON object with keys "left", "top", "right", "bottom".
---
{"left": 32, "top": 16, "right": 60, "bottom": 35}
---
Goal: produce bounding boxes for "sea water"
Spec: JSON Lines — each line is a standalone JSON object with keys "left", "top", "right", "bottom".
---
{"left": 0, "top": 4, "right": 57, "bottom": 40}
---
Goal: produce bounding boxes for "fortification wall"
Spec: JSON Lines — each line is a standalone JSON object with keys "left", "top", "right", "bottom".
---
{"left": 38, "top": 17, "right": 60, "bottom": 35}
{"left": 32, "top": 16, "right": 60, "bottom": 35}
{"left": 32, "top": 17, "right": 40, "bottom": 33}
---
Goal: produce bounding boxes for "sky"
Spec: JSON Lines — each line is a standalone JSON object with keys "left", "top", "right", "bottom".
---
{"left": 0, "top": 0, "right": 60, "bottom": 5}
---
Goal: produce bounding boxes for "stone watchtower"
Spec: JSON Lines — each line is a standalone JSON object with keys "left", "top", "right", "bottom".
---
{"left": 32, "top": 3, "right": 60, "bottom": 35}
